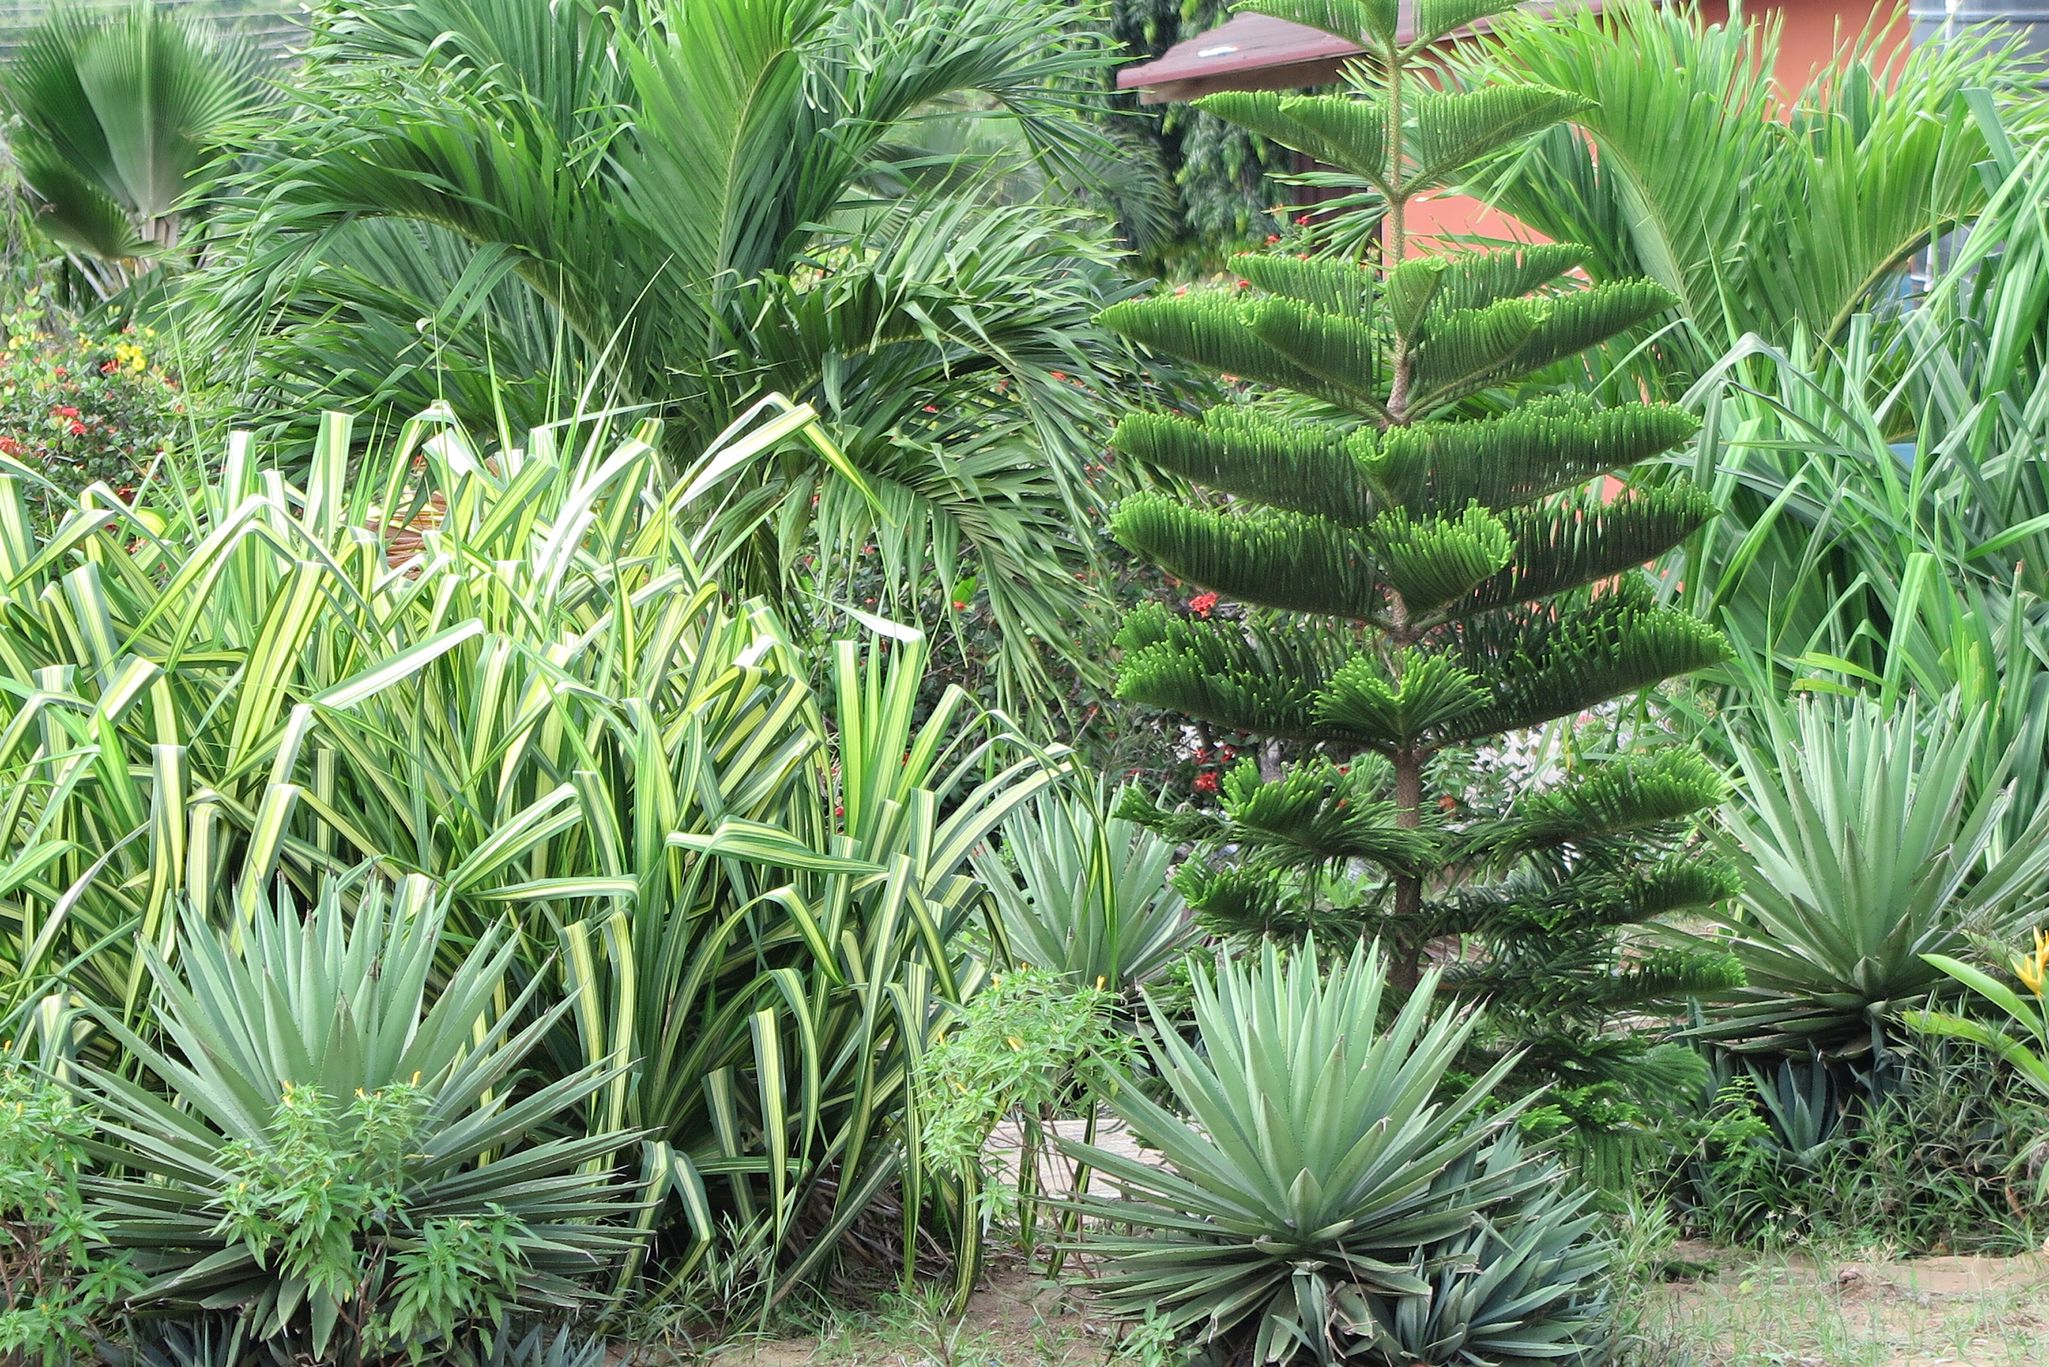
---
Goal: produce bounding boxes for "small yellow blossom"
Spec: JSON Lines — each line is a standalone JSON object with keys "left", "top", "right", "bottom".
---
{"left": 2015, "top": 929, "right": 2049, "bottom": 998}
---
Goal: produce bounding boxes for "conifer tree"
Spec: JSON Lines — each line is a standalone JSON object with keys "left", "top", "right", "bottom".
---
{"left": 1102, "top": 0, "right": 1743, "bottom": 1124}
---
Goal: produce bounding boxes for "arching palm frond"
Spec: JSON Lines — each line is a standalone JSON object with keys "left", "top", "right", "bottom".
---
{"left": 1455, "top": 0, "right": 2035, "bottom": 392}
{"left": 184, "top": 0, "right": 1148, "bottom": 716}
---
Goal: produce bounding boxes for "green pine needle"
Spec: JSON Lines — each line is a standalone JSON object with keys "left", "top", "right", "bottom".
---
{"left": 1448, "top": 482, "right": 1718, "bottom": 621}
{"left": 1110, "top": 494, "right": 1391, "bottom": 621}
{"left": 1370, "top": 396, "right": 1699, "bottom": 510}
{"left": 1112, "top": 409, "right": 1382, "bottom": 527}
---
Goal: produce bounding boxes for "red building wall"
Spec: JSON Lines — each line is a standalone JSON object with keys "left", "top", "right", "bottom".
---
{"left": 1398, "top": 0, "right": 1903, "bottom": 252}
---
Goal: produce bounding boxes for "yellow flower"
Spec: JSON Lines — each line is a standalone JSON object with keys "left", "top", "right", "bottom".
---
{"left": 2015, "top": 929, "right": 2049, "bottom": 998}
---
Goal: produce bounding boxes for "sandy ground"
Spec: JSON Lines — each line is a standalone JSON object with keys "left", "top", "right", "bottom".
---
{"left": 717, "top": 1268, "right": 1098, "bottom": 1367}
{"left": 1647, "top": 1243, "right": 2049, "bottom": 1366}
{"left": 708, "top": 1247, "right": 2049, "bottom": 1367}
{"left": 702, "top": 1121, "right": 2049, "bottom": 1367}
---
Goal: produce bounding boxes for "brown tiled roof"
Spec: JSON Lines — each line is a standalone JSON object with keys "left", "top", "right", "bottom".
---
{"left": 1118, "top": 3, "right": 1602, "bottom": 100}
{"left": 1116, "top": 13, "right": 1373, "bottom": 91}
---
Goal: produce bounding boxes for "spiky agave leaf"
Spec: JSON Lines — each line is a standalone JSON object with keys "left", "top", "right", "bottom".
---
{"left": 79, "top": 873, "right": 644, "bottom": 1347}
{"left": 1064, "top": 942, "right": 1608, "bottom": 1365}
{"left": 1686, "top": 692, "right": 2049, "bottom": 1056}
{"left": 970, "top": 784, "right": 1194, "bottom": 994}
{"left": 1338, "top": 1132, "right": 1613, "bottom": 1365}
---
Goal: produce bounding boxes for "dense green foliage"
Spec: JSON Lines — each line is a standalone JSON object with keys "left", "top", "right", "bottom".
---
{"left": 185, "top": 0, "right": 1152, "bottom": 714}
{"left": 0, "top": 401, "right": 1062, "bottom": 1318}
{"left": 1451, "top": 0, "right": 2035, "bottom": 394}
{"left": 0, "top": 0, "right": 2046, "bottom": 1356}
{"left": 1097, "top": 0, "right": 1739, "bottom": 1128}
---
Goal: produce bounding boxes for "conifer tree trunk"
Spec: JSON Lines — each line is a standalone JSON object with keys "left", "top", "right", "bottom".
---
{"left": 1382, "top": 36, "right": 1422, "bottom": 993}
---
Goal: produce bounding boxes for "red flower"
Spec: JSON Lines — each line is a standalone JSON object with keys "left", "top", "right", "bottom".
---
{"left": 54, "top": 405, "right": 78, "bottom": 418}
{"left": 1217, "top": 744, "right": 1237, "bottom": 762}
{"left": 68, "top": 421, "right": 85, "bottom": 436}
{"left": 101, "top": 360, "right": 117, "bottom": 375}
{"left": 1187, "top": 591, "right": 1219, "bottom": 618}
{"left": 51, "top": 366, "right": 65, "bottom": 378}
{"left": 1192, "top": 771, "right": 1220, "bottom": 794}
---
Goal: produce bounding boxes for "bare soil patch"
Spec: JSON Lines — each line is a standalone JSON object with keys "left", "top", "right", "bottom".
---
{"left": 1646, "top": 1243, "right": 2049, "bottom": 1366}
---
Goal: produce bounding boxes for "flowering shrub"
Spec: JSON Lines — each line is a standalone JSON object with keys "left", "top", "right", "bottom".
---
{"left": 0, "top": 297, "right": 189, "bottom": 511}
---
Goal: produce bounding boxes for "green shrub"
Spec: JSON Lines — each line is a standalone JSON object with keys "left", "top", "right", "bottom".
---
{"left": 916, "top": 967, "right": 1128, "bottom": 1233}
{"left": 82, "top": 873, "right": 641, "bottom": 1361}
{"left": 0, "top": 1069, "right": 142, "bottom": 1364}
{"left": 1669, "top": 1042, "right": 2045, "bottom": 1254}
{"left": 1066, "top": 940, "right": 1614, "bottom": 1366}
{"left": 0, "top": 298, "right": 191, "bottom": 512}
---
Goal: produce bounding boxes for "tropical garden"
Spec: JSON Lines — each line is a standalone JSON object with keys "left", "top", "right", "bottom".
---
{"left": 0, "top": 0, "right": 2044, "bottom": 1362}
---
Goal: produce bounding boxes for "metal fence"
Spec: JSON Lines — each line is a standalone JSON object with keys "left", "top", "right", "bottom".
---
{"left": 0, "top": 0, "right": 303, "bottom": 63}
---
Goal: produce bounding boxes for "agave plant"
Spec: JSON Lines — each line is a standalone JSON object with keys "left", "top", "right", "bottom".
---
{"left": 111, "top": 1318, "right": 611, "bottom": 1367}
{"left": 1065, "top": 941, "right": 1613, "bottom": 1366}
{"left": 0, "top": 1, "right": 268, "bottom": 298}
{"left": 80, "top": 873, "right": 642, "bottom": 1361}
{"left": 1688, "top": 692, "right": 2049, "bottom": 1057}
{"left": 1358, "top": 1132, "right": 1613, "bottom": 1365}
{"left": 971, "top": 784, "right": 1193, "bottom": 999}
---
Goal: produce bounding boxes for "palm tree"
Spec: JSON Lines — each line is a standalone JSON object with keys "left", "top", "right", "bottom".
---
{"left": 1448, "top": 0, "right": 2036, "bottom": 395}
{"left": 0, "top": 1, "right": 268, "bottom": 299}
{"left": 188, "top": 0, "right": 1155, "bottom": 713}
